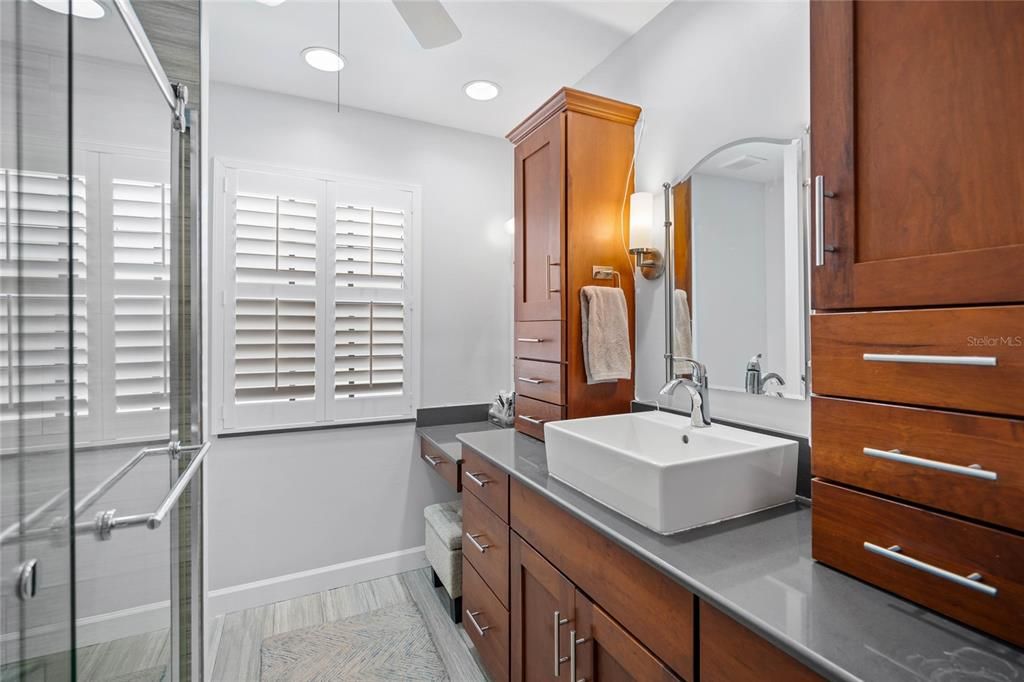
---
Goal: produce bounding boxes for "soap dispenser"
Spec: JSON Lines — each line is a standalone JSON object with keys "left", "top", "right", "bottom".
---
{"left": 744, "top": 354, "right": 763, "bottom": 395}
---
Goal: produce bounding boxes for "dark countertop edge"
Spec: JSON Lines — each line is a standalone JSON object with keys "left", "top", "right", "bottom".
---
{"left": 458, "top": 436, "right": 860, "bottom": 682}
{"left": 417, "top": 421, "right": 499, "bottom": 461}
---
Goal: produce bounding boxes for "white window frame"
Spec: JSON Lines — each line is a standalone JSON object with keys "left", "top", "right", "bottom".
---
{"left": 211, "top": 159, "right": 421, "bottom": 435}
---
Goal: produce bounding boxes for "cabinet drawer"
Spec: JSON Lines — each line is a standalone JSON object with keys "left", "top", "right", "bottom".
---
{"left": 514, "top": 358, "right": 564, "bottom": 405}
{"left": 463, "top": 558, "right": 510, "bottom": 682}
{"left": 462, "top": 446, "right": 509, "bottom": 522}
{"left": 419, "top": 437, "right": 460, "bottom": 492}
{"left": 812, "top": 480, "right": 1024, "bottom": 647}
{"left": 700, "top": 602, "right": 823, "bottom": 682}
{"left": 463, "top": 488, "right": 510, "bottom": 609}
{"left": 811, "top": 306, "right": 1024, "bottom": 417}
{"left": 514, "top": 396, "right": 564, "bottom": 441}
{"left": 813, "top": 397, "right": 1024, "bottom": 532}
{"left": 515, "top": 321, "right": 563, "bottom": 362}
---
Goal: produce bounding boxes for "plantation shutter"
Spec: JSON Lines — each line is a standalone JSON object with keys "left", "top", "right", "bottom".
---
{"left": 0, "top": 169, "right": 89, "bottom": 425}
{"left": 111, "top": 178, "right": 171, "bottom": 413}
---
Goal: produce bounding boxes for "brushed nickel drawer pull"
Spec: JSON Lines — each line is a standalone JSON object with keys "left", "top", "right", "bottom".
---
{"left": 863, "top": 542, "right": 998, "bottom": 597}
{"left": 466, "top": 610, "right": 491, "bottom": 637}
{"left": 863, "top": 353, "right": 997, "bottom": 367}
{"left": 517, "top": 337, "right": 546, "bottom": 343}
{"left": 570, "top": 630, "right": 587, "bottom": 682}
{"left": 423, "top": 454, "right": 442, "bottom": 467}
{"left": 465, "top": 532, "right": 490, "bottom": 553}
{"left": 464, "top": 471, "right": 491, "bottom": 487}
{"left": 518, "top": 377, "right": 546, "bottom": 384}
{"left": 863, "top": 447, "right": 998, "bottom": 481}
{"left": 814, "top": 175, "right": 837, "bottom": 266}
{"left": 546, "top": 255, "right": 561, "bottom": 295}
{"left": 553, "top": 611, "right": 569, "bottom": 675}
{"left": 520, "top": 415, "right": 546, "bottom": 425}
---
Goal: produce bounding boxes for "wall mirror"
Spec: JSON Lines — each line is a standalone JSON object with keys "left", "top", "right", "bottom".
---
{"left": 668, "top": 137, "right": 808, "bottom": 400}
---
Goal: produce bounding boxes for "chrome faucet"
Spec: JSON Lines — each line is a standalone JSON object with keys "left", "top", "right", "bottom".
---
{"left": 744, "top": 353, "right": 787, "bottom": 396}
{"left": 659, "top": 357, "right": 712, "bottom": 428}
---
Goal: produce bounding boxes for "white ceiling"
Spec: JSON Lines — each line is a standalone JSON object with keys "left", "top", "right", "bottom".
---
{"left": 694, "top": 141, "right": 789, "bottom": 184}
{"left": 205, "top": 0, "right": 672, "bottom": 137}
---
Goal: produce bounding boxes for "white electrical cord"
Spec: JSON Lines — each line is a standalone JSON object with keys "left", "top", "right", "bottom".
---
{"left": 618, "top": 113, "right": 646, "bottom": 284}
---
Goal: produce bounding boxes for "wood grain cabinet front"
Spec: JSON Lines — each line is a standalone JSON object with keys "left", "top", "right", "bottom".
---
{"left": 813, "top": 397, "right": 1024, "bottom": 532}
{"left": 462, "top": 488, "right": 510, "bottom": 609}
{"left": 463, "top": 558, "right": 510, "bottom": 682}
{"left": 514, "top": 357, "right": 565, "bottom": 406}
{"left": 515, "top": 321, "right": 564, "bottom": 363}
{"left": 419, "top": 438, "right": 459, "bottom": 491}
{"left": 514, "top": 396, "right": 564, "bottom": 441}
{"left": 813, "top": 480, "right": 1024, "bottom": 648}
{"left": 810, "top": 0, "right": 1024, "bottom": 311}
{"left": 699, "top": 602, "right": 823, "bottom": 682}
{"left": 461, "top": 447, "right": 510, "bottom": 523}
{"left": 811, "top": 306, "right": 1024, "bottom": 418}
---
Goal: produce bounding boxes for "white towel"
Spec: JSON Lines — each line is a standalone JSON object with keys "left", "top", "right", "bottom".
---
{"left": 673, "top": 289, "right": 693, "bottom": 376}
{"left": 580, "top": 286, "right": 632, "bottom": 384}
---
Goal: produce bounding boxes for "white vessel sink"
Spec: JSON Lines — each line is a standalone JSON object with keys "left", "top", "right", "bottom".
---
{"left": 544, "top": 411, "right": 798, "bottom": 534}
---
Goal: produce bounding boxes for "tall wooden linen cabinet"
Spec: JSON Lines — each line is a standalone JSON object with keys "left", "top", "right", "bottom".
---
{"left": 809, "top": 1, "right": 1024, "bottom": 647}
{"left": 508, "top": 88, "right": 640, "bottom": 441}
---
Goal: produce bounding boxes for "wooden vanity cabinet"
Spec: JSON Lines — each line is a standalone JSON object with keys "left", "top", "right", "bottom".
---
{"left": 509, "top": 88, "right": 640, "bottom": 440}
{"left": 810, "top": 0, "right": 1024, "bottom": 311}
{"left": 810, "top": 0, "right": 1024, "bottom": 647}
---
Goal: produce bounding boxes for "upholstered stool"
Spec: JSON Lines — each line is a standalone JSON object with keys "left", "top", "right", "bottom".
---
{"left": 424, "top": 499, "right": 463, "bottom": 623}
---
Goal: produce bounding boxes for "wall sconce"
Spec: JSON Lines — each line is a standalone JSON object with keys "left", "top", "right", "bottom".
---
{"left": 627, "top": 191, "right": 664, "bottom": 280}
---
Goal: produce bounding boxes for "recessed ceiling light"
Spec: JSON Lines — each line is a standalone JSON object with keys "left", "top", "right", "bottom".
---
{"left": 302, "top": 47, "right": 345, "bottom": 73}
{"left": 30, "top": 0, "right": 105, "bottom": 19}
{"left": 464, "top": 80, "right": 500, "bottom": 102}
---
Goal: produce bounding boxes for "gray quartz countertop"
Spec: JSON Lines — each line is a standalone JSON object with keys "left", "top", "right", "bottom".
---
{"left": 416, "top": 421, "right": 499, "bottom": 461}
{"left": 457, "top": 428, "right": 1024, "bottom": 682}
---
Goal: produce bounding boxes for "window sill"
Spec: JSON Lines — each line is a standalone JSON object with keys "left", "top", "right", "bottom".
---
{"left": 216, "top": 415, "right": 416, "bottom": 439}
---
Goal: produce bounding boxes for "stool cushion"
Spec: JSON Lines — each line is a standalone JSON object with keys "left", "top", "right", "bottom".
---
{"left": 424, "top": 500, "right": 462, "bottom": 551}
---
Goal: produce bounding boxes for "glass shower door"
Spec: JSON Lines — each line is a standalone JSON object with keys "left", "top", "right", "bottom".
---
{"left": 0, "top": 1, "right": 77, "bottom": 679}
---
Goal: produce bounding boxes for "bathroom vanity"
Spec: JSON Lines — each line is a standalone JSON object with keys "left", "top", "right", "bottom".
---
{"left": 456, "top": 427, "right": 1024, "bottom": 682}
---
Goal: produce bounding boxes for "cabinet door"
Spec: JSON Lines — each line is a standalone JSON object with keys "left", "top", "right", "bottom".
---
{"left": 514, "top": 113, "right": 565, "bottom": 321}
{"left": 573, "top": 591, "right": 679, "bottom": 682}
{"left": 811, "top": 0, "right": 1024, "bottom": 310}
{"left": 510, "top": 532, "right": 575, "bottom": 681}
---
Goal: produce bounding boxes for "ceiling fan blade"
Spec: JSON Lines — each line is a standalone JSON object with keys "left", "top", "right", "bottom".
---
{"left": 392, "top": 0, "right": 462, "bottom": 49}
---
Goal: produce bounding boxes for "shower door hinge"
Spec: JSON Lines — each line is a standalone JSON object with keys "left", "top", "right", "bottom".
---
{"left": 17, "top": 559, "right": 39, "bottom": 601}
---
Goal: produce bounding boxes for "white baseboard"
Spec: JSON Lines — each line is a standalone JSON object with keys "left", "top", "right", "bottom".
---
{"left": 1, "top": 546, "right": 428, "bottom": 662}
{"left": 208, "top": 545, "right": 428, "bottom": 617}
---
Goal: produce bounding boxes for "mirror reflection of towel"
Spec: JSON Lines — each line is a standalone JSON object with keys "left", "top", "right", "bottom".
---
{"left": 673, "top": 289, "right": 692, "bottom": 375}
{"left": 580, "top": 286, "right": 632, "bottom": 384}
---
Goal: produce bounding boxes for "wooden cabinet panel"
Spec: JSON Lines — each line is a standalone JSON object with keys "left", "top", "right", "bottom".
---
{"left": 463, "top": 488, "right": 510, "bottom": 609}
{"left": 575, "top": 590, "right": 680, "bottom": 682}
{"left": 813, "top": 397, "right": 1024, "bottom": 532}
{"left": 463, "top": 558, "right": 510, "bottom": 682}
{"left": 514, "top": 396, "right": 564, "bottom": 442}
{"left": 510, "top": 481, "right": 695, "bottom": 681}
{"left": 514, "top": 358, "right": 564, "bottom": 405}
{"left": 510, "top": 532, "right": 575, "bottom": 682}
{"left": 812, "top": 480, "right": 1024, "bottom": 648}
{"left": 462, "top": 446, "right": 509, "bottom": 522}
{"left": 700, "top": 602, "right": 823, "bottom": 682}
{"left": 515, "top": 321, "right": 564, "bottom": 363}
{"left": 811, "top": 307, "right": 1024, "bottom": 417}
{"left": 811, "top": 0, "right": 1024, "bottom": 310}
{"left": 419, "top": 437, "right": 459, "bottom": 491}
{"left": 514, "top": 114, "right": 564, "bottom": 322}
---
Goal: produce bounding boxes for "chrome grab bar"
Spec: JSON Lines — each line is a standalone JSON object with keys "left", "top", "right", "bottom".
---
{"left": 517, "top": 377, "right": 546, "bottom": 384}
{"left": 150, "top": 442, "right": 211, "bottom": 529}
{"left": 466, "top": 610, "right": 491, "bottom": 637}
{"left": 863, "top": 542, "right": 997, "bottom": 597}
{"left": 464, "top": 471, "right": 491, "bottom": 487}
{"left": 863, "top": 447, "right": 997, "bottom": 481}
{"left": 863, "top": 353, "right": 997, "bottom": 367}
{"left": 465, "top": 532, "right": 490, "bottom": 553}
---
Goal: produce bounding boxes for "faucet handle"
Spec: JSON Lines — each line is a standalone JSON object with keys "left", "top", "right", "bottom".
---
{"left": 670, "top": 356, "right": 707, "bottom": 385}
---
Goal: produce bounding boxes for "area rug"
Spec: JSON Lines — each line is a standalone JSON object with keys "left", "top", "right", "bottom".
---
{"left": 260, "top": 601, "right": 449, "bottom": 681}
